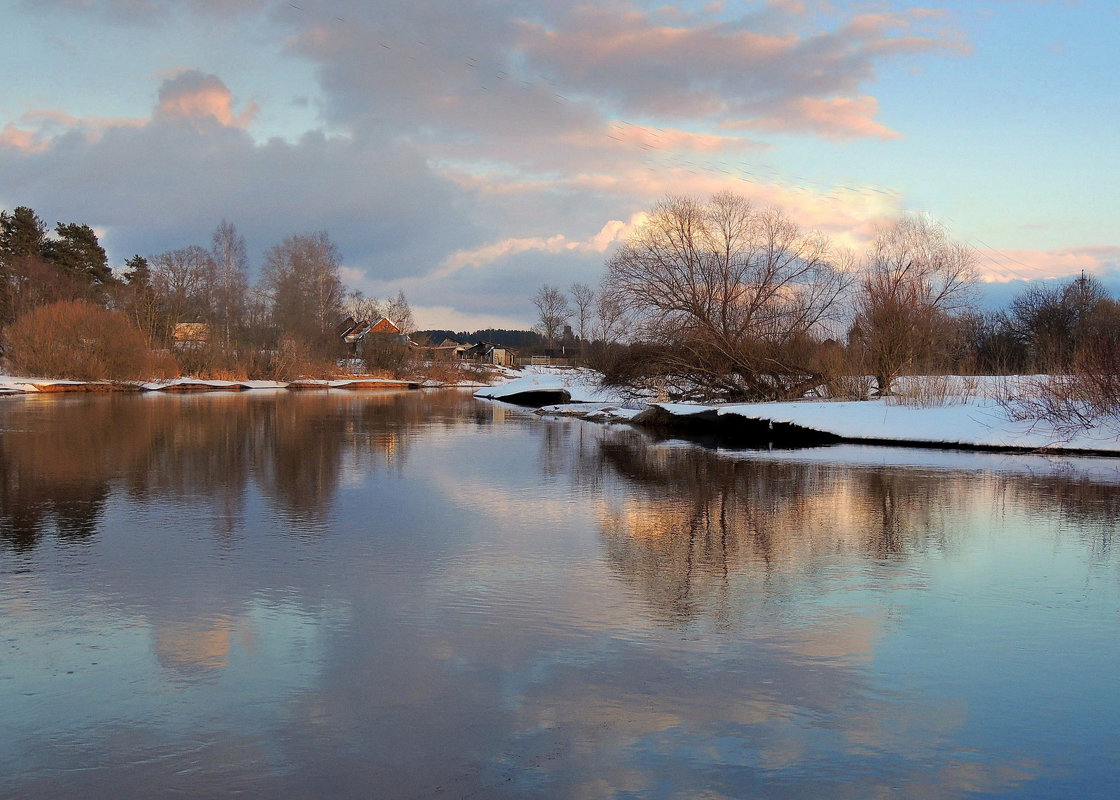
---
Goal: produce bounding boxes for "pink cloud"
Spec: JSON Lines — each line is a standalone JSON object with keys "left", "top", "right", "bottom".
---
{"left": 723, "top": 95, "right": 902, "bottom": 140}
{"left": 0, "top": 72, "right": 255, "bottom": 154}
{"left": 155, "top": 70, "right": 258, "bottom": 129}
{"left": 976, "top": 245, "right": 1120, "bottom": 283}
{"left": 0, "top": 108, "right": 144, "bottom": 152}
{"left": 0, "top": 124, "right": 47, "bottom": 153}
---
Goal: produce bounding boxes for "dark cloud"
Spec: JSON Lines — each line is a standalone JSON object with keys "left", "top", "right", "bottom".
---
{"left": 0, "top": 74, "right": 476, "bottom": 291}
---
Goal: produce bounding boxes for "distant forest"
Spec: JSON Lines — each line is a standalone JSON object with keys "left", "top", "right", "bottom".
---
{"left": 413, "top": 328, "right": 548, "bottom": 348}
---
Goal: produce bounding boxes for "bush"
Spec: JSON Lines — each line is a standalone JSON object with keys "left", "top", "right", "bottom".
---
{"left": 362, "top": 334, "right": 411, "bottom": 377}
{"left": 257, "top": 335, "right": 341, "bottom": 381}
{"left": 997, "top": 338, "right": 1120, "bottom": 437}
{"left": 3, "top": 299, "right": 164, "bottom": 380}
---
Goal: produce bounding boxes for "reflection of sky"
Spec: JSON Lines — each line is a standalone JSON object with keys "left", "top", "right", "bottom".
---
{"left": 2, "top": 394, "right": 1120, "bottom": 798}
{"left": 1, "top": 588, "right": 336, "bottom": 775}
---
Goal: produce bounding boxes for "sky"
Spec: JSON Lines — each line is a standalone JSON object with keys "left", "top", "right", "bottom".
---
{"left": 1, "top": 0, "right": 1117, "bottom": 330}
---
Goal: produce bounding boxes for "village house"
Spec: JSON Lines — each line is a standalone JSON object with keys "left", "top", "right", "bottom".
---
{"left": 339, "top": 316, "right": 409, "bottom": 354}
{"left": 461, "top": 341, "right": 517, "bottom": 367}
{"left": 172, "top": 322, "right": 210, "bottom": 350}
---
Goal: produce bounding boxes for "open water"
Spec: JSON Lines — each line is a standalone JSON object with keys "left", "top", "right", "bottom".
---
{"left": 1, "top": 389, "right": 1119, "bottom": 799}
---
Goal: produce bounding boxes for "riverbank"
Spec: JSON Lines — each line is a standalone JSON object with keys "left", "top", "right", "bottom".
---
{"left": 476, "top": 370, "right": 1120, "bottom": 456}
{"left": 0, "top": 374, "right": 490, "bottom": 395}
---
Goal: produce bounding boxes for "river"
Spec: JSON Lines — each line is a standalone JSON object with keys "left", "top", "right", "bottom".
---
{"left": 2, "top": 389, "right": 1118, "bottom": 799}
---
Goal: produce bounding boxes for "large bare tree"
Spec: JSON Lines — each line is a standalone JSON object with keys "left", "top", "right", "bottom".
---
{"left": 261, "top": 231, "right": 344, "bottom": 349}
{"left": 150, "top": 245, "right": 217, "bottom": 344}
{"left": 531, "top": 284, "right": 571, "bottom": 350}
{"left": 602, "top": 192, "right": 851, "bottom": 401}
{"left": 850, "top": 216, "right": 976, "bottom": 395}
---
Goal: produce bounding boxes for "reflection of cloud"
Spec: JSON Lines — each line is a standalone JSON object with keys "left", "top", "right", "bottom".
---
{"left": 151, "top": 615, "right": 248, "bottom": 676}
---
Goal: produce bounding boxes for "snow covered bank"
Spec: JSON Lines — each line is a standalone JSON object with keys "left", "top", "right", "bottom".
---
{"left": 485, "top": 371, "right": 1120, "bottom": 455}
{"left": 727, "top": 399, "right": 1116, "bottom": 453}
{"left": 0, "top": 375, "right": 435, "bottom": 394}
{"left": 473, "top": 367, "right": 621, "bottom": 406}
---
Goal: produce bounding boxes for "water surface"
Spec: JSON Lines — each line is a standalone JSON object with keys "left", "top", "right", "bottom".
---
{"left": 2, "top": 390, "right": 1119, "bottom": 798}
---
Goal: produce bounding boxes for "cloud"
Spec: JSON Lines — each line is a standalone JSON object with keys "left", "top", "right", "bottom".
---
{"left": 154, "top": 70, "right": 258, "bottom": 129}
{"left": 410, "top": 305, "right": 529, "bottom": 332}
{"left": 976, "top": 245, "right": 1120, "bottom": 283}
{"left": 0, "top": 109, "right": 145, "bottom": 153}
{"left": 438, "top": 214, "right": 645, "bottom": 278}
{"left": 0, "top": 71, "right": 474, "bottom": 295}
{"left": 723, "top": 95, "right": 903, "bottom": 140}
{"left": 512, "top": 4, "right": 966, "bottom": 126}
{"left": 1, "top": 1, "right": 990, "bottom": 329}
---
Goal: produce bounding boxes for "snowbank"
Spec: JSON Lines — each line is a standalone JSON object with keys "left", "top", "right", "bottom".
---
{"left": 473, "top": 367, "right": 621, "bottom": 404}
{"left": 504, "top": 372, "right": 1120, "bottom": 455}
{"left": 707, "top": 398, "right": 1120, "bottom": 453}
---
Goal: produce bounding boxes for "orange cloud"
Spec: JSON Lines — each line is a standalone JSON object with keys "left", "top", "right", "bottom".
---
{"left": 975, "top": 246, "right": 1120, "bottom": 283}
{"left": 155, "top": 70, "right": 258, "bottom": 128}
{"left": 0, "top": 108, "right": 144, "bottom": 151}
{"left": 437, "top": 214, "right": 647, "bottom": 277}
{"left": 0, "top": 124, "right": 47, "bottom": 153}
{"left": 724, "top": 95, "right": 902, "bottom": 140}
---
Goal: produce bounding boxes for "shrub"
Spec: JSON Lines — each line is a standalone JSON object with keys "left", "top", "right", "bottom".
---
{"left": 3, "top": 299, "right": 161, "bottom": 380}
{"left": 997, "top": 338, "right": 1120, "bottom": 437}
{"left": 257, "top": 335, "right": 341, "bottom": 381}
{"left": 362, "top": 334, "right": 411, "bottom": 377}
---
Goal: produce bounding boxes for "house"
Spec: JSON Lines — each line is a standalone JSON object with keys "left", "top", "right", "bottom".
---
{"left": 412, "top": 337, "right": 470, "bottom": 361}
{"left": 462, "top": 341, "right": 516, "bottom": 367}
{"left": 340, "top": 316, "right": 408, "bottom": 354}
{"left": 172, "top": 322, "right": 210, "bottom": 350}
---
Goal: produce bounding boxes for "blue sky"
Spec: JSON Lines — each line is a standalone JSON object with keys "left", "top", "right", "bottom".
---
{"left": 1, "top": 0, "right": 1117, "bottom": 328}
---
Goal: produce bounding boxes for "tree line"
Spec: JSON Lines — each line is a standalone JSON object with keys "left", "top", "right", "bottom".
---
{"left": 0, "top": 206, "right": 413, "bottom": 380}
{"left": 529, "top": 192, "right": 1120, "bottom": 405}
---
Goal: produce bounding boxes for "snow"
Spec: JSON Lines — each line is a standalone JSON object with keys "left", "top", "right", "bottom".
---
{"left": 698, "top": 443, "right": 1120, "bottom": 484}
{"left": 709, "top": 398, "right": 1120, "bottom": 453}
{"left": 536, "top": 402, "right": 644, "bottom": 422}
{"left": 499, "top": 372, "right": 1120, "bottom": 455}
{"left": 473, "top": 367, "right": 622, "bottom": 403}
{"left": 0, "top": 375, "right": 95, "bottom": 393}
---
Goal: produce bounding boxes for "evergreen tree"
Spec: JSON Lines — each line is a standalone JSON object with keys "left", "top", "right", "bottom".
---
{"left": 44, "top": 223, "right": 112, "bottom": 285}
{"left": 123, "top": 254, "right": 151, "bottom": 287}
{"left": 0, "top": 206, "right": 48, "bottom": 262}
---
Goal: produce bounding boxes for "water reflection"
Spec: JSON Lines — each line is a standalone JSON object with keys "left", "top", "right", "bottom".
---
{"left": 0, "top": 390, "right": 485, "bottom": 550}
{"left": 558, "top": 427, "right": 1120, "bottom": 626}
{"left": 2, "top": 393, "right": 1119, "bottom": 799}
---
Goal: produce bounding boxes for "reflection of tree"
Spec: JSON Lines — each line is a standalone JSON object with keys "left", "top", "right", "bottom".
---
{"left": 1000, "top": 473, "right": 1120, "bottom": 557}
{"left": 0, "top": 390, "right": 478, "bottom": 551}
{"left": 579, "top": 432, "right": 979, "bottom": 624}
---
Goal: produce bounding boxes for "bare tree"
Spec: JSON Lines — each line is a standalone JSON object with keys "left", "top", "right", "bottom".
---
{"left": 569, "top": 282, "right": 595, "bottom": 360}
{"left": 151, "top": 245, "right": 217, "bottom": 344}
{"left": 531, "top": 284, "right": 571, "bottom": 350}
{"left": 211, "top": 220, "right": 249, "bottom": 348}
{"left": 386, "top": 289, "right": 414, "bottom": 334}
{"left": 260, "top": 231, "right": 344, "bottom": 349}
{"left": 602, "top": 192, "right": 850, "bottom": 401}
{"left": 850, "top": 216, "right": 976, "bottom": 395}
{"left": 593, "top": 291, "right": 625, "bottom": 345}
{"left": 343, "top": 289, "right": 383, "bottom": 324}
{"left": 1003, "top": 273, "right": 1110, "bottom": 372}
